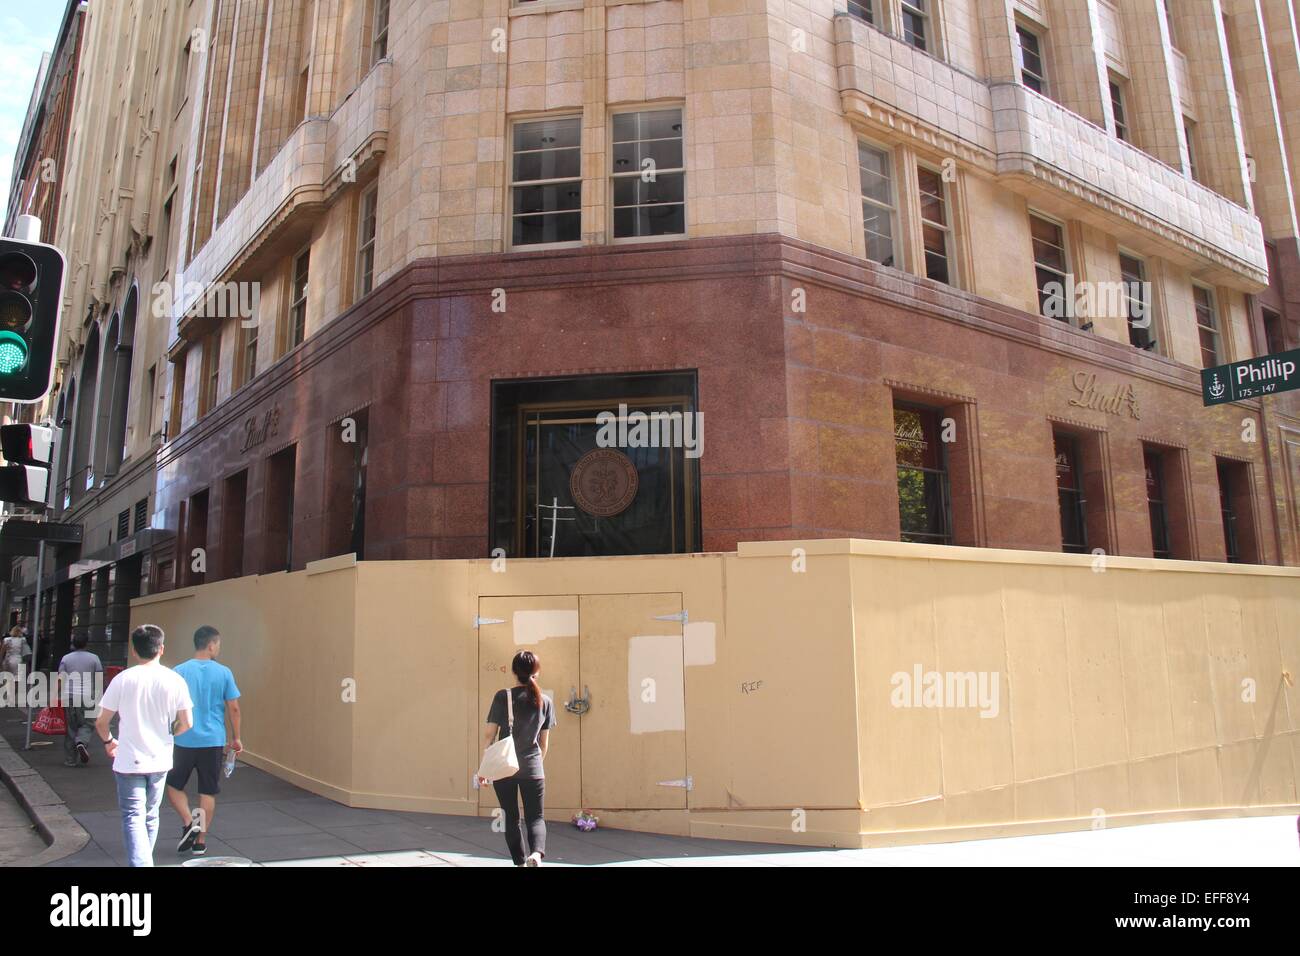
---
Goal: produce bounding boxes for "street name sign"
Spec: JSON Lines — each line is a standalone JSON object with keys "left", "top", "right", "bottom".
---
{"left": 1201, "top": 348, "right": 1300, "bottom": 406}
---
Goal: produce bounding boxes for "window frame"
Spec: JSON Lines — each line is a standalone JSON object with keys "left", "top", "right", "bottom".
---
{"left": 355, "top": 183, "right": 379, "bottom": 298}
{"left": 858, "top": 139, "right": 899, "bottom": 269}
{"left": 370, "top": 0, "right": 390, "bottom": 67}
{"left": 608, "top": 106, "right": 687, "bottom": 245}
{"left": 1144, "top": 447, "right": 1172, "bottom": 560}
{"left": 1261, "top": 307, "right": 1285, "bottom": 356}
{"left": 1216, "top": 459, "right": 1240, "bottom": 563}
{"left": 1016, "top": 22, "right": 1048, "bottom": 96}
{"left": 508, "top": 114, "right": 585, "bottom": 251}
{"left": 238, "top": 316, "right": 259, "bottom": 390}
{"left": 1053, "top": 430, "right": 1088, "bottom": 554}
{"left": 168, "top": 353, "right": 186, "bottom": 439}
{"left": 894, "top": 402, "right": 953, "bottom": 546}
{"left": 1183, "top": 116, "right": 1200, "bottom": 182}
{"left": 1193, "top": 282, "right": 1222, "bottom": 368}
{"left": 296, "top": 6, "right": 313, "bottom": 121}
{"left": 286, "top": 246, "right": 311, "bottom": 353}
{"left": 1029, "top": 210, "right": 1071, "bottom": 322}
{"left": 199, "top": 331, "right": 220, "bottom": 419}
{"left": 173, "top": 35, "right": 192, "bottom": 118}
{"left": 900, "top": 0, "right": 933, "bottom": 55}
{"left": 1119, "top": 249, "right": 1154, "bottom": 350}
{"left": 847, "top": 0, "right": 876, "bottom": 26}
{"left": 916, "top": 161, "right": 956, "bottom": 287}
{"left": 1108, "top": 73, "right": 1130, "bottom": 142}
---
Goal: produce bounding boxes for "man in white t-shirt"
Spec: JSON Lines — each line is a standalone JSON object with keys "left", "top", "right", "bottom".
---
{"left": 94, "top": 624, "right": 193, "bottom": 867}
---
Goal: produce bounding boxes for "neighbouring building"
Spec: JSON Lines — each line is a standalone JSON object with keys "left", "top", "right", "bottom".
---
{"left": 1, "top": 0, "right": 89, "bottom": 651}
{"left": 3, "top": 0, "right": 191, "bottom": 666}
{"left": 9, "top": 0, "right": 1300, "bottom": 665}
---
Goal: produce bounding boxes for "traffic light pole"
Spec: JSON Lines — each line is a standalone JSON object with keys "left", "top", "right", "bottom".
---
{"left": 23, "top": 538, "right": 44, "bottom": 751}
{"left": 19, "top": 421, "right": 61, "bottom": 750}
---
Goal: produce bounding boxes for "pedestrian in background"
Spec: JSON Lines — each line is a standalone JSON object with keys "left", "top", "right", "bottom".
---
{"left": 2, "top": 626, "right": 29, "bottom": 680}
{"left": 57, "top": 634, "right": 103, "bottom": 767}
{"left": 94, "top": 625, "right": 192, "bottom": 867}
{"left": 167, "top": 624, "right": 242, "bottom": 856}
{"left": 477, "top": 650, "right": 556, "bottom": 867}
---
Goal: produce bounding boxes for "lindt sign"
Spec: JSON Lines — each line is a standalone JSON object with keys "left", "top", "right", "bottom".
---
{"left": 1068, "top": 372, "right": 1141, "bottom": 420}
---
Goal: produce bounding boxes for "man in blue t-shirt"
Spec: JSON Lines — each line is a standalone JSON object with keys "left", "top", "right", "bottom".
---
{"left": 166, "top": 624, "right": 242, "bottom": 855}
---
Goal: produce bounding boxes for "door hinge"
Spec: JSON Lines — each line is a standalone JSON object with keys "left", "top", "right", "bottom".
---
{"left": 653, "top": 610, "right": 688, "bottom": 625}
{"left": 657, "top": 776, "right": 693, "bottom": 791}
{"left": 474, "top": 617, "right": 506, "bottom": 628}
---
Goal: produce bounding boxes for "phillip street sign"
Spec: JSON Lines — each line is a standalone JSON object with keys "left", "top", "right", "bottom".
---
{"left": 1201, "top": 348, "right": 1300, "bottom": 406}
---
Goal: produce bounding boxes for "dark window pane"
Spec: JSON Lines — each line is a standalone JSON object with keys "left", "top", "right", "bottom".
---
{"left": 613, "top": 172, "right": 685, "bottom": 207}
{"left": 513, "top": 182, "right": 583, "bottom": 215}
{"left": 513, "top": 211, "right": 582, "bottom": 246}
{"left": 924, "top": 251, "right": 950, "bottom": 284}
{"left": 513, "top": 146, "right": 581, "bottom": 183}
{"left": 514, "top": 118, "right": 581, "bottom": 152}
{"left": 848, "top": 0, "right": 874, "bottom": 25}
{"left": 612, "top": 139, "right": 684, "bottom": 173}
{"left": 1262, "top": 310, "right": 1284, "bottom": 354}
{"left": 864, "top": 205, "right": 894, "bottom": 265}
{"left": 1144, "top": 449, "right": 1170, "bottom": 558}
{"left": 612, "top": 109, "right": 681, "bottom": 143}
{"left": 1054, "top": 433, "right": 1087, "bottom": 552}
{"left": 917, "top": 168, "right": 945, "bottom": 223}
{"left": 902, "top": 8, "right": 928, "bottom": 50}
{"left": 615, "top": 204, "right": 686, "bottom": 239}
{"left": 922, "top": 224, "right": 949, "bottom": 283}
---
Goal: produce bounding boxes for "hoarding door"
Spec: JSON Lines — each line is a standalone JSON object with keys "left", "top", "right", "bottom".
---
{"left": 476, "top": 597, "right": 581, "bottom": 812}
{"left": 578, "top": 593, "right": 687, "bottom": 810}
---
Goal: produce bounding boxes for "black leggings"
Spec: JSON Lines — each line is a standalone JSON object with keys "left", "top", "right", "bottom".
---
{"left": 492, "top": 776, "right": 546, "bottom": 864}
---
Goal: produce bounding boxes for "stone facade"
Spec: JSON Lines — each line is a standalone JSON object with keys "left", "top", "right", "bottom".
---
{"left": 7, "top": 0, "right": 1300, "bottom": 655}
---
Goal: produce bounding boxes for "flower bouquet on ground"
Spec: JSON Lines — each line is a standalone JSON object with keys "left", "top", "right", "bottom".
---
{"left": 572, "top": 810, "right": 599, "bottom": 831}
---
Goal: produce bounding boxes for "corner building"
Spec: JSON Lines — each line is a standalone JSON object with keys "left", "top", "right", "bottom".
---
{"left": 87, "top": 0, "right": 1300, "bottom": 587}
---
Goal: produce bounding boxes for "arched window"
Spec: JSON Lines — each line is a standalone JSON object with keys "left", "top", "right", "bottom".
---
{"left": 105, "top": 287, "right": 137, "bottom": 474}
{"left": 69, "top": 324, "right": 100, "bottom": 505}
{"left": 57, "top": 377, "right": 75, "bottom": 505}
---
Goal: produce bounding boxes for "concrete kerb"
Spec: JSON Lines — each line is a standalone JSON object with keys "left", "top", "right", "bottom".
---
{"left": 0, "top": 731, "right": 89, "bottom": 866}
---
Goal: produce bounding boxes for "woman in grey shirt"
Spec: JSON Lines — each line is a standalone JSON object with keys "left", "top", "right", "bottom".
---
{"left": 477, "top": 650, "right": 556, "bottom": 866}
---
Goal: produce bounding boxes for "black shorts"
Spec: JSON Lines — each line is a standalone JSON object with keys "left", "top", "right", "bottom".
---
{"left": 167, "top": 746, "right": 223, "bottom": 796}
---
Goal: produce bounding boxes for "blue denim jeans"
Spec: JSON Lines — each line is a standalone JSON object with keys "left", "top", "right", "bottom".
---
{"left": 114, "top": 771, "right": 167, "bottom": 867}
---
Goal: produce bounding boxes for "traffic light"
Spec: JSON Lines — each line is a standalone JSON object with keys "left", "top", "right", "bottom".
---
{"left": 0, "top": 237, "right": 65, "bottom": 403}
{"left": 0, "top": 423, "right": 53, "bottom": 508}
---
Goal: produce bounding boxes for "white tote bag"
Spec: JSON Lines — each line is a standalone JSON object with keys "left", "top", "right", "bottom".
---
{"left": 476, "top": 688, "right": 519, "bottom": 781}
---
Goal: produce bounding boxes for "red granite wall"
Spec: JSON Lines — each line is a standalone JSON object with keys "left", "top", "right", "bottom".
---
{"left": 150, "top": 234, "right": 1293, "bottom": 587}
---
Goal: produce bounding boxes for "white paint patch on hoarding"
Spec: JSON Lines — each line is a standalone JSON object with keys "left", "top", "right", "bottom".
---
{"left": 512, "top": 609, "right": 579, "bottom": 645}
{"left": 683, "top": 621, "right": 716, "bottom": 665}
{"left": 628, "top": 634, "right": 685, "bottom": 734}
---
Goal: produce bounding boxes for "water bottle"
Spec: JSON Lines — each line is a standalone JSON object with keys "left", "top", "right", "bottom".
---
{"left": 223, "top": 749, "right": 237, "bottom": 778}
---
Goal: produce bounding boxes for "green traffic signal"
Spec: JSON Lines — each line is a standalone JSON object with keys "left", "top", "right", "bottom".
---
{"left": 0, "top": 330, "right": 28, "bottom": 375}
{"left": 0, "top": 240, "right": 64, "bottom": 402}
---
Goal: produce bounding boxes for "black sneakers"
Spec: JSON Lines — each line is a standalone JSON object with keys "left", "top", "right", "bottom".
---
{"left": 177, "top": 811, "right": 203, "bottom": 852}
{"left": 75, "top": 742, "right": 89, "bottom": 764}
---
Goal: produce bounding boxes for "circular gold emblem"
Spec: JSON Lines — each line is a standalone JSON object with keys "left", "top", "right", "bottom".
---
{"left": 570, "top": 449, "right": 639, "bottom": 517}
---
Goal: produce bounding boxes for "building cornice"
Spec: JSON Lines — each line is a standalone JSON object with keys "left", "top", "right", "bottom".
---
{"left": 155, "top": 233, "right": 1261, "bottom": 469}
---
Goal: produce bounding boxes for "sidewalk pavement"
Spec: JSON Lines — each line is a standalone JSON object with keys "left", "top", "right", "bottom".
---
{"left": 0, "top": 779, "right": 47, "bottom": 865}
{"left": 3, "top": 707, "right": 1297, "bottom": 867}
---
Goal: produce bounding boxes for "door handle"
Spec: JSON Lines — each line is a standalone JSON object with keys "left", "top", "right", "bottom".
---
{"left": 564, "top": 684, "right": 591, "bottom": 716}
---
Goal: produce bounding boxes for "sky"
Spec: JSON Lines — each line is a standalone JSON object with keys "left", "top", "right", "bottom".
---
{"left": 0, "top": 2, "right": 68, "bottom": 223}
